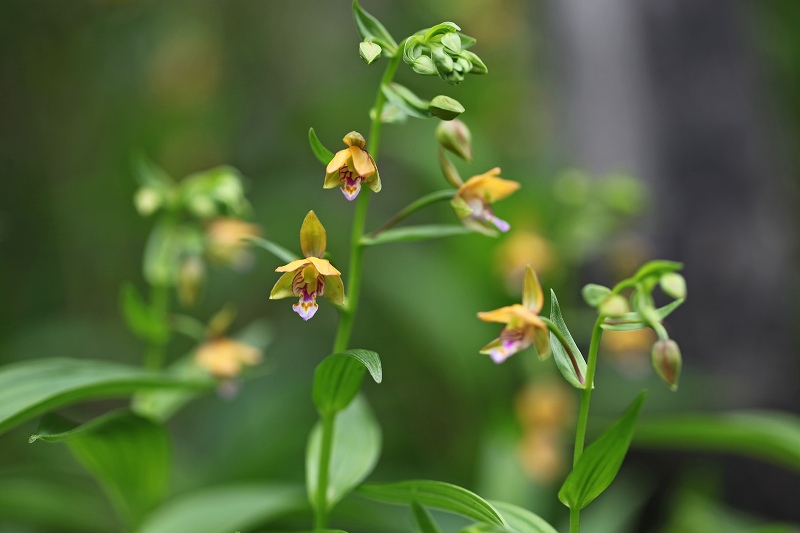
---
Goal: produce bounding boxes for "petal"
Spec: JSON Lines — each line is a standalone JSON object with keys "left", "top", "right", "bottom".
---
{"left": 322, "top": 274, "right": 346, "bottom": 306}
{"left": 479, "top": 337, "right": 521, "bottom": 364}
{"left": 486, "top": 213, "right": 511, "bottom": 233}
{"left": 269, "top": 271, "right": 296, "bottom": 299}
{"left": 477, "top": 305, "right": 517, "bottom": 323}
{"left": 275, "top": 258, "right": 310, "bottom": 273}
{"left": 326, "top": 149, "right": 350, "bottom": 174}
{"left": 324, "top": 170, "right": 342, "bottom": 189}
{"left": 459, "top": 170, "right": 520, "bottom": 203}
{"left": 300, "top": 210, "right": 326, "bottom": 258}
{"left": 450, "top": 195, "right": 474, "bottom": 219}
{"left": 349, "top": 146, "right": 376, "bottom": 178}
{"left": 307, "top": 256, "right": 341, "bottom": 276}
{"left": 533, "top": 327, "right": 551, "bottom": 360}
{"left": 292, "top": 293, "right": 319, "bottom": 321}
{"left": 340, "top": 177, "right": 362, "bottom": 201}
{"left": 365, "top": 158, "right": 381, "bottom": 193}
{"left": 522, "top": 265, "right": 544, "bottom": 313}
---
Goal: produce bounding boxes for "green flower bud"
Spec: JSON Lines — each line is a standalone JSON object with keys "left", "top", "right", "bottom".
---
{"left": 134, "top": 187, "right": 162, "bottom": 216}
{"left": 651, "top": 339, "right": 682, "bottom": 391}
{"left": 456, "top": 57, "right": 472, "bottom": 73}
{"left": 462, "top": 50, "right": 487, "bottom": 74}
{"left": 411, "top": 55, "right": 437, "bottom": 76}
{"left": 660, "top": 272, "right": 686, "bottom": 300}
{"left": 441, "top": 31, "right": 461, "bottom": 54}
{"left": 599, "top": 294, "right": 630, "bottom": 318}
{"left": 581, "top": 283, "right": 612, "bottom": 307}
{"left": 431, "top": 45, "right": 453, "bottom": 73}
{"left": 436, "top": 119, "right": 472, "bottom": 162}
{"left": 429, "top": 95, "right": 465, "bottom": 121}
{"left": 359, "top": 41, "right": 382, "bottom": 65}
{"left": 441, "top": 70, "right": 464, "bottom": 85}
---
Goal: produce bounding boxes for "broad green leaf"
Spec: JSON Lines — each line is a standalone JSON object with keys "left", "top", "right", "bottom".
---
{"left": 247, "top": 235, "right": 300, "bottom": 264}
{"left": 601, "top": 298, "right": 684, "bottom": 332}
{"left": 309, "top": 127, "right": 335, "bottom": 166}
{"left": 120, "top": 282, "right": 167, "bottom": 343}
{"left": 382, "top": 83, "right": 431, "bottom": 119}
{"left": 0, "top": 358, "right": 211, "bottom": 435}
{"left": 32, "top": 410, "right": 170, "bottom": 527}
{"left": 413, "top": 501, "right": 444, "bottom": 533}
{"left": 559, "top": 391, "right": 647, "bottom": 510}
{"left": 549, "top": 290, "right": 588, "bottom": 389}
{"left": 307, "top": 396, "right": 381, "bottom": 512}
{"left": 313, "top": 349, "right": 382, "bottom": 416}
{"left": 459, "top": 500, "right": 557, "bottom": 533}
{"left": 633, "top": 260, "right": 683, "bottom": 281}
{"left": 352, "top": 0, "right": 397, "bottom": 55}
{"left": 358, "top": 480, "right": 507, "bottom": 527}
{"left": 633, "top": 411, "right": 800, "bottom": 474}
{"left": 362, "top": 225, "right": 471, "bottom": 246}
{"left": 138, "top": 484, "right": 305, "bottom": 533}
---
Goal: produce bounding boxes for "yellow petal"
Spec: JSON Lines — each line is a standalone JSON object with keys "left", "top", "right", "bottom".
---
{"left": 479, "top": 337, "right": 503, "bottom": 354}
{"left": 522, "top": 265, "right": 544, "bottom": 313}
{"left": 343, "top": 131, "right": 366, "bottom": 148}
{"left": 269, "top": 271, "right": 296, "bottom": 299}
{"left": 477, "top": 305, "right": 518, "bottom": 324}
{"left": 322, "top": 274, "right": 346, "bottom": 306}
{"left": 349, "top": 146, "right": 375, "bottom": 178}
{"left": 326, "top": 149, "right": 350, "bottom": 174}
{"left": 324, "top": 170, "right": 342, "bottom": 189}
{"left": 459, "top": 169, "right": 520, "bottom": 203}
{"left": 307, "top": 256, "right": 341, "bottom": 276}
{"left": 533, "top": 328, "right": 551, "bottom": 360}
{"left": 275, "top": 258, "right": 310, "bottom": 272}
{"left": 300, "top": 210, "right": 326, "bottom": 258}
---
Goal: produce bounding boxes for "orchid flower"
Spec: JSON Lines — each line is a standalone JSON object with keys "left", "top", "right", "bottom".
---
{"left": 451, "top": 167, "right": 519, "bottom": 235}
{"left": 323, "top": 131, "right": 381, "bottom": 201}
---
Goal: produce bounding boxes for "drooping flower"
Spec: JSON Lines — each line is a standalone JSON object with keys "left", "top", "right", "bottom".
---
{"left": 205, "top": 217, "right": 261, "bottom": 269}
{"left": 451, "top": 167, "right": 519, "bottom": 235}
{"left": 477, "top": 265, "right": 550, "bottom": 363}
{"left": 195, "top": 337, "right": 262, "bottom": 379}
{"left": 269, "top": 211, "right": 345, "bottom": 320}
{"left": 324, "top": 131, "right": 381, "bottom": 201}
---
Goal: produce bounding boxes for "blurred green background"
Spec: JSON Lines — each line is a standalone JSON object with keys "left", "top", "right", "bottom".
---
{"left": 1, "top": 0, "right": 799, "bottom": 531}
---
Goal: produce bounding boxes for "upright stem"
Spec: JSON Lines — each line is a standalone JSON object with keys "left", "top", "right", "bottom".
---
{"left": 315, "top": 52, "right": 402, "bottom": 529}
{"left": 569, "top": 316, "right": 604, "bottom": 533}
{"left": 144, "top": 283, "right": 169, "bottom": 370}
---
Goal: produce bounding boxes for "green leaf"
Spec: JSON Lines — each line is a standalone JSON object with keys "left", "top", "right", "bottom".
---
{"left": 138, "top": 483, "right": 306, "bottom": 533}
{"left": 313, "top": 349, "right": 382, "bottom": 417}
{"left": 633, "top": 410, "right": 800, "bottom": 474}
{"left": 307, "top": 396, "right": 382, "bottom": 512}
{"left": 633, "top": 259, "right": 683, "bottom": 281}
{"left": 247, "top": 235, "right": 301, "bottom": 264}
{"left": 358, "top": 480, "right": 507, "bottom": 527}
{"left": 601, "top": 298, "right": 684, "bottom": 332}
{"left": 0, "top": 358, "right": 211, "bottom": 436}
{"left": 32, "top": 410, "right": 170, "bottom": 527}
{"left": 352, "top": 0, "right": 398, "bottom": 55}
{"left": 120, "top": 282, "right": 167, "bottom": 343}
{"left": 413, "top": 501, "right": 444, "bottom": 533}
{"left": 309, "top": 127, "right": 335, "bottom": 166}
{"left": 362, "top": 225, "right": 472, "bottom": 246}
{"left": 143, "top": 216, "right": 182, "bottom": 286}
{"left": 382, "top": 83, "right": 432, "bottom": 119}
{"left": 559, "top": 391, "right": 647, "bottom": 510}
{"left": 459, "top": 500, "right": 558, "bottom": 533}
{"left": 549, "top": 290, "right": 588, "bottom": 389}
{"left": 134, "top": 155, "right": 174, "bottom": 188}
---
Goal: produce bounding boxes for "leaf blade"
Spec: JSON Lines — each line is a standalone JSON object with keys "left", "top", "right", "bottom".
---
{"left": 362, "top": 225, "right": 471, "bottom": 246}
{"left": 413, "top": 501, "right": 444, "bottom": 533}
{"left": 549, "top": 290, "right": 588, "bottom": 389}
{"left": 352, "top": 0, "right": 398, "bottom": 55}
{"left": 309, "top": 127, "right": 335, "bottom": 166}
{"left": 313, "top": 349, "right": 382, "bottom": 416}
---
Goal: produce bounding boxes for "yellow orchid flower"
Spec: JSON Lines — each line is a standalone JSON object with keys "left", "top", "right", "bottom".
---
{"left": 195, "top": 337, "right": 262, "bottom": 379}
{"left": 477, "top": 265, "right": 550, "bottom": 363}
{"left": 324, "top": 131, "right": 381, "bottom": 201}
{"left": 269, "top": 211, "right": 345, "bottom": 320}
{"left": 452, "top": 167, "right": 520, "bottom": 235}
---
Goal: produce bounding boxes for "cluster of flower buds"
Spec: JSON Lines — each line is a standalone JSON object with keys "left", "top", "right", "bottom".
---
{"left": 403, "top": 22, "right": 487, "bottom": 85}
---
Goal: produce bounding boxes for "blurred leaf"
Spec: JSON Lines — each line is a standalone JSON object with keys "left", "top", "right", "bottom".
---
{"left": 352, "top": 0, "right": 397, "bottom": 55}
{"left": 120, "top": 282, "right": 167, "bottom": 343}
{"left": 633, "top": 260, "right": 683, "bottom": 281}
{"left": 134, "top": 155, "right": 174, "bottom": 188}
{"left": 358, "top": 480, "right": 507, "bottom": 526}
{"left": 0, "top": 358, "right": 211, "bottom": 435}
{"left": 138, "top": 484, "right": 305, "bottom": 533}
{"left": 633, "top": 411, "right": 800, "bottom": 474}
{"left": 382, "top": 83, "right": 431, "bottom": 119}
{"left": 601, "top": 299, "right": 684, "bottom": 332}
{"left": 362, "top": 225, "right": 471, "bottom": 246}
{"left": 413, "top": 501, "right": 444, "bottom": 533}
{"left": 559, "top": 392, "right": 647, "bottom": 510}
{"left": 313, "top": 349, "right": 382, "bottom": 417}
{"left": 459, "top": 501, "right": 557, "bottom": 533}
{"left": 549, "top": 290, "right": 588, "bottom": 389}
{"left": 248, "top": 236, "right": 301, "bottom": 264}
{"left": 32, "top": 410, "right": 170, "bottom": 527}
{"left": 309, "top": 127, "right": 335, "bottom": 166}
{"left": 307, "top": 396, "right": 381, "bottom": 511}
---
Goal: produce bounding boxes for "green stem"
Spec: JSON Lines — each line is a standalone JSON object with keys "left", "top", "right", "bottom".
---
{"left": 314, "top": 414, "right": 335, "bottom": 529}
{"left": 144, "top": 283, "right": 169, "bottom": 370}
{"left": 369, "top": 189, "right": 456, "bottom": 237}
{"left": 569, "top": 316, "right": 604, "bottom": 533}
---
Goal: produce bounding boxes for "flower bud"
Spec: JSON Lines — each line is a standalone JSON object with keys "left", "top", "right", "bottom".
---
{"left": 431, "top": 46, "right": 453, "bottom": 73}
{"left": 651, "top": 339, "right": 682, "bottom": 391}
{"left": 599, "top": 294, "right": 630, "bottom": 317}
{"left": 660, "top": 272, "right": 686, "bottom": 300}
{"left": 359, "top": 41, "right": 382, "bottom": 65}
{"left": 581, "top": 283, "right": 612, "bottom": 307}
{"left": 134, "top": 187, "right": 162, "bottom": 216}
{"left": 441, "top": 32, "right": 462, "bottom": 54}
{"left": 436, "top": 119, "right": 472, "bottom": 162}
{"left": 462, "top": 50, "right": 487, "bottom": 74}
{"left": 411, "top": 55, "right": 437, "bottom": 76}
{"left": 429, "top": 95, "right": 465, "bottom": 121}
{"left": 177, "top": 255, "right": 205, "bottom": 307}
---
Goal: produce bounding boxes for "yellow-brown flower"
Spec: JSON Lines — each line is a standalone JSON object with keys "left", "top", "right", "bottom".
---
{"left": 324, "top": 131, "right": 381, "bottom": 201}
{"left": 451, "top": 167, "right": 519, "bottom": 235}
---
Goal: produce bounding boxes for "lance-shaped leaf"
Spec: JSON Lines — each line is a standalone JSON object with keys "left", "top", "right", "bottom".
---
{"left": 460, "top": 500, "right": 558, "bottom": 533}
{"left": 559, "top": 391, "right": 647, "bottom": 510}
{"left": 0, "top": 358, "right": 211, "bottom": 436}
{"left": 549, "top": 291, "right": 588, "bottom": 389}
{"left": 413, "top": 501, "right": 444, "bottom": 533}
{"left": 307, "top": 396, "right": 381, "bottom": 512}
{"left": 352, "top": 0, "right": 397, "bottom": 55}
{"left": 358, "top": 480, "right": 507, "bottom": 527}
{"left": 120, "top": 282, "right": 167, "bottom": 343}
{"left": 309, "top": 128, "right": 335, "bottom": 166}
{"left": 31, "top": 410, "right": 170, "bottom": 527}
{"left": 138, "top": 484, "right": 306, "bottom": 533}
{"left": 362, "top": 225, "right": 471, "bottom": 246}
{"left": 313, "top": 349, "right": 382, "bottom": 417}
